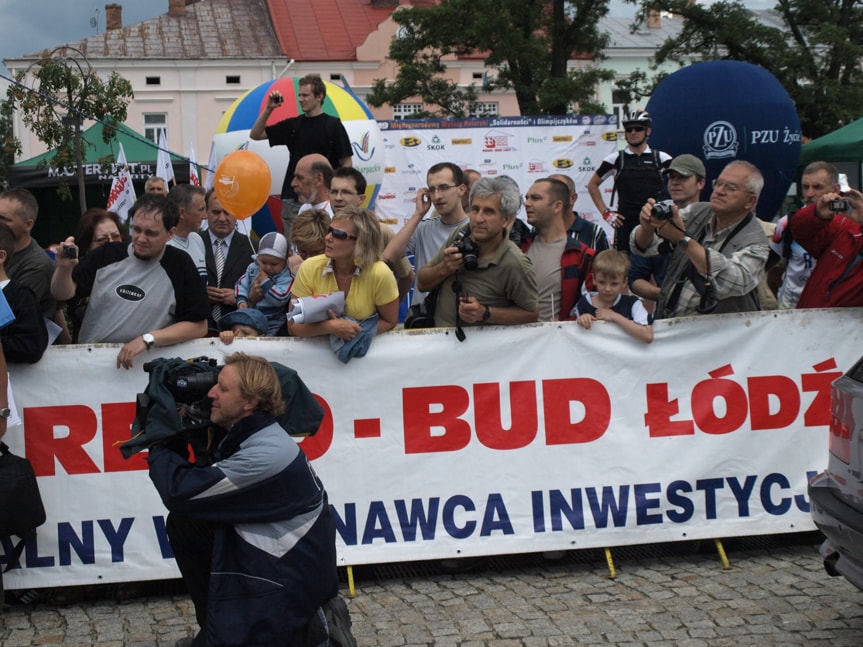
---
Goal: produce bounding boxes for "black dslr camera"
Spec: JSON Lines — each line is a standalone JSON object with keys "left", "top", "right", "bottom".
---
{"left": 651, "top": 200, "right": 675, "bottom": 221}
{"left": 453, "top": 229, "right": 479, "bottom": 270}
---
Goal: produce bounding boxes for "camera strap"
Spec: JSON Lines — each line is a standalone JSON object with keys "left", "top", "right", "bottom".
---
{"left": 664, "top": 213, "right": 753, "bottom": 315}
{"left": 452, "top": 271, "right": 467, "bottom": 342}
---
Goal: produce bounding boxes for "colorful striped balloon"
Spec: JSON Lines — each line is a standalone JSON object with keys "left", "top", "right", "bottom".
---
{"left": 212, "top": 78, "right": 385, "bottom": 236}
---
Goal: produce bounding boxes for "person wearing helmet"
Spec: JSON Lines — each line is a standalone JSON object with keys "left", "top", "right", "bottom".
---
{"left": 587, "top": 110, "right": 671, "bottom": 254}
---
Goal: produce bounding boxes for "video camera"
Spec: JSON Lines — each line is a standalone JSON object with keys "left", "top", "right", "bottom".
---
{"left": 136, "top": 356, "right": 221, "bottom": 436}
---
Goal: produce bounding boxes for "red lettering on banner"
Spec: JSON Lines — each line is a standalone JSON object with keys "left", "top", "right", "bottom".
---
{"left": 645, "top": 358, "right": 840, "bottom": 438}
{"left": 645, "top": 383, "right": 695, "bottom": 437}
{"left": 25, "top": 405, "right": 100, "bottom": 476}
{"left": 542, "top": 378, "right": 610, "bottom": 444}
{"left": 801, "top": 359, "right": 842, "bottom": 427}
{"left": 474, "top": 382, "right": 537, "bottom": 450}
{"left": 691, "top": 365, "right": 748, "bottom": 434}
{"left": 403, "top": 385, "right": 471, "bottom": 454}
{"left": 102, "top": 402, "right": 146, "bottom": 472}
{"left": 747, "top": 376, "right": 800, "bottom": 431}
{"left": 297, "top": 395, "right": 332, "bottom": 461}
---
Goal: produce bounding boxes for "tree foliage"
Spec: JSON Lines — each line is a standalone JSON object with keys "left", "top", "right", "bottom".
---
{"left": 4, "top": 47, "right": 134, "bottom": 210}
{"left": 367, "top": 0, "right": 615, "bottom": 117}
{"left": 628, "top": 0, "right": 863, "bottom": 138}
{"left": 0, "top": 99, "right": 19, "bottom": 191}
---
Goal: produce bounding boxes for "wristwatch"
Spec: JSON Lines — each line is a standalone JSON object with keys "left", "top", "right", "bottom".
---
{"left": 142, "top": 333, "right": 156, "bottom": 351}
{"left": 0, "top": 407, "right": 11, "bottom": 419}
{"left": 679, "top": 236, "right": 692, "bottom": 249}
{"left": 482, "top": 305, "right": 491, "bottom": 322}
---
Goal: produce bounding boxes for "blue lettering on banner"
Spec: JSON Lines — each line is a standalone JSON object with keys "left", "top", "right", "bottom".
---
{"left": 153, "top": 515, "right": 174, "bottom": 559}
{"left": 332, "top": 472, "right": 814, "bottom": 547}
{"left": 334, "top": 493, "right": 514, "bottom": 545}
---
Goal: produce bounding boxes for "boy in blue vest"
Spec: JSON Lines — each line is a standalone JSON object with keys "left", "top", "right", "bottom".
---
{"left": 573, "top": 249, "right": 653, "bottom": 344}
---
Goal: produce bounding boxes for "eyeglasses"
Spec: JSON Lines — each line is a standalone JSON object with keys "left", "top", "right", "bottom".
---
{"left": 327, "top": 226, "right": 357, "bottom": 241}
{"left": 624, "top": 126, "right": 646, "bottom": 133}
{"left": 712, "top": 179, "right": 753, "bottom": 194}
{"left": 330, "top": 188, "right": 358, "bottom": 197}
{"left": 427, "top": 184, "right": 458, "bottom": 195}
{"left": 94, "top": 232, "right": 123, "bottom": 244}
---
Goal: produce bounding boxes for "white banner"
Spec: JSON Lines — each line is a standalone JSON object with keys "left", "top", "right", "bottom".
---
{"left": 1, "top": 308, "right": 850, "bottom": 589}
{"left": 375, "top": 116, "right": 618, "bottom": 241}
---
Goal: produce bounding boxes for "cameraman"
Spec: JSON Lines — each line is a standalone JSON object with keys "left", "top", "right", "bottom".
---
{"left": 147, "top": 353, "right": 339, "bottom": 646}
{"left": 631, "top": 160, "right": 769, "bottom": 319}
{"left": 416, "top": 176, "right": 538, "bottom": 327}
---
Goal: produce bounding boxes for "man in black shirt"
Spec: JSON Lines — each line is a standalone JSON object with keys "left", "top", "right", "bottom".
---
{"left": 250, "top": 74, "right": 352, "bottom": 241}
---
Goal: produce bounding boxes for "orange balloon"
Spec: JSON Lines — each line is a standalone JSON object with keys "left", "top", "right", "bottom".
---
{"left": 213, "top": 150, "right": 272, "bottom": 219}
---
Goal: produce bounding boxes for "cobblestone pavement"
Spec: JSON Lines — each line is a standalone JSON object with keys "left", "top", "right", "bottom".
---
{"left": 2, "top": 532, "right": 862, "bottom": 646}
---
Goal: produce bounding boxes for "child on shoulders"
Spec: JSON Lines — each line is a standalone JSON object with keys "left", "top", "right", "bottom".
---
{"left": 235, "top": 232, "right": 293, "bottom": 336}
{"left": 572, "top": 249, "right": 653, "bottom": 344}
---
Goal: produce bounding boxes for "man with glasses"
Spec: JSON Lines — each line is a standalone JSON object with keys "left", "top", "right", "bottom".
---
{"left": 631, "top": 160, "right": 769, "bottom": 319}
{"left": 383, "top": 162, "right": 470, "bottom": 305}
{"left": 587, "top": 111, "right": 671, "bottom": 254}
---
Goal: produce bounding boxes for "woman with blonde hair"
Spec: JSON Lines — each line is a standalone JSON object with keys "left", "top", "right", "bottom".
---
{"left": 288, "top": 206, "right": 398, "bottom": 342}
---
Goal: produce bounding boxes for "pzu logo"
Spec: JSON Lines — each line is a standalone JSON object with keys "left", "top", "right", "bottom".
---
{"left": 703, "top": 121, "right": 738, "bottom": 159}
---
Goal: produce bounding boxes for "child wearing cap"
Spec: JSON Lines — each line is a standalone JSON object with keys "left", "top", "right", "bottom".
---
{"left": 235, "top": 232, "right": 294, "bottom": 335}
{"left": 218, "top": 308, "right": 270, "bottom": 345}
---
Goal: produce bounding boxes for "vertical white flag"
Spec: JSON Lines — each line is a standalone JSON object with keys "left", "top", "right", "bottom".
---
{"left": 203, "top": 140, "right": 216, "bottom": 191}
{"left": 189, "top": 143, "right": 200, "bottom": 187}
{"left": 156, "top": 129, "right": 175, "bottom": 185}
{"left": 106, "top": 143, "right": 137, "bottom": 222}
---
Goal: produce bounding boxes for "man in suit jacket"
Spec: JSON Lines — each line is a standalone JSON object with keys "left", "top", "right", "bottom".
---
{"left": 202, "top": 189, "right": 258, "bottom": 332}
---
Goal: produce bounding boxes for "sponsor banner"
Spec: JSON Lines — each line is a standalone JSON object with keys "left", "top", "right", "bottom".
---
{"left": 376, "top": 116, "right": 618, "bottom": 235}
{"left": 1, "top": 308, "right": 849, "bottom": 589}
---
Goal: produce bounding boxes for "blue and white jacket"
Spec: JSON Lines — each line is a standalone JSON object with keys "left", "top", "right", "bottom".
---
{"left": 148, "top": 411, "right": 338, "bottom": 646}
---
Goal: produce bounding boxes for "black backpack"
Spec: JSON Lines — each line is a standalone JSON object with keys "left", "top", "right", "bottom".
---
{"left": 0, "top": 442, "right": 46, "bottom": 578}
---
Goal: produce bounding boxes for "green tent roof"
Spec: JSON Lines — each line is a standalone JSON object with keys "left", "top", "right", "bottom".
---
{"left": 13, "top": 121, "right": 183, "bottom": 168}
{"left": 9, "top": 122, "right": 189, "bottom": 189}
{"left": 799, "top": 117, "right": 863, "bottom": 167}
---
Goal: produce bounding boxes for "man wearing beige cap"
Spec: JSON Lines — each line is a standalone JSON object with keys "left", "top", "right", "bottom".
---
{"left": 629, "top": 154, "right": 706, "bottom": 303}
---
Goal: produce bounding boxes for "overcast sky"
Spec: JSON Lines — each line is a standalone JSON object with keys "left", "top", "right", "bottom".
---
{"left": 0, "top": 0, "right": 777, "bottom": 79}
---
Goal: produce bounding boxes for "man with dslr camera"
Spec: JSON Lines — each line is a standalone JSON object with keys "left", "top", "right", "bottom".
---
{"left": 631, "top": 160, "right": 769, "bottom": 319}
{"left": 790, "top": 182, "right": 863, "bottom": 308}
{"left": 146, "top": 353, "right": 346, "bottom": 646}
{"left": 416, "top": 176, "right": 538, "bottom": 329}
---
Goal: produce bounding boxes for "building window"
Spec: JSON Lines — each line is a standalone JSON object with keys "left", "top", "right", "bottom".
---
{"left": 145, "top": 76, "right": 161, "bottom": 86}
{"left": 226, "top": 75, "right": 241, "bottom": 85}
{"left": 469, "top": 102, "right": 499, "bottom": 117}
{"left": 392, "top": 103, "right": 423, "bottom": 120}
{"left": 144, "top": 113, "right": 167, "bottom": 143}
{"left": 611, "top": 86, "right": 629, "bottom": 124}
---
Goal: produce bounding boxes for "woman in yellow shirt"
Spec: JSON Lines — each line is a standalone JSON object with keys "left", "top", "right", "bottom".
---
{"left": 289, "top": 206, "right": 399, "bottom": 340}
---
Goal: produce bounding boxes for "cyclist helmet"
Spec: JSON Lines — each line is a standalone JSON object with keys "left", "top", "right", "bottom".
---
{"left": 622, "top": 110, "right": 652, "bottom": 128}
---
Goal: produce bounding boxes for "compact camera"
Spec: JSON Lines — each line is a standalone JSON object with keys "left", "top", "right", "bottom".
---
{"left": 651, "top": 200, "right": 675, "bottom": 221}
{"left": 62, "top": 245, "right": 77, "bottom": 259}
{"left": 273, "top": 93, "right": 284, "bottom": 105}
{"left": 453, "top": 230, "right": 479, "bottom": 271}
{"left": 829, "top": 199, "right": 851, "bottom": 213}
